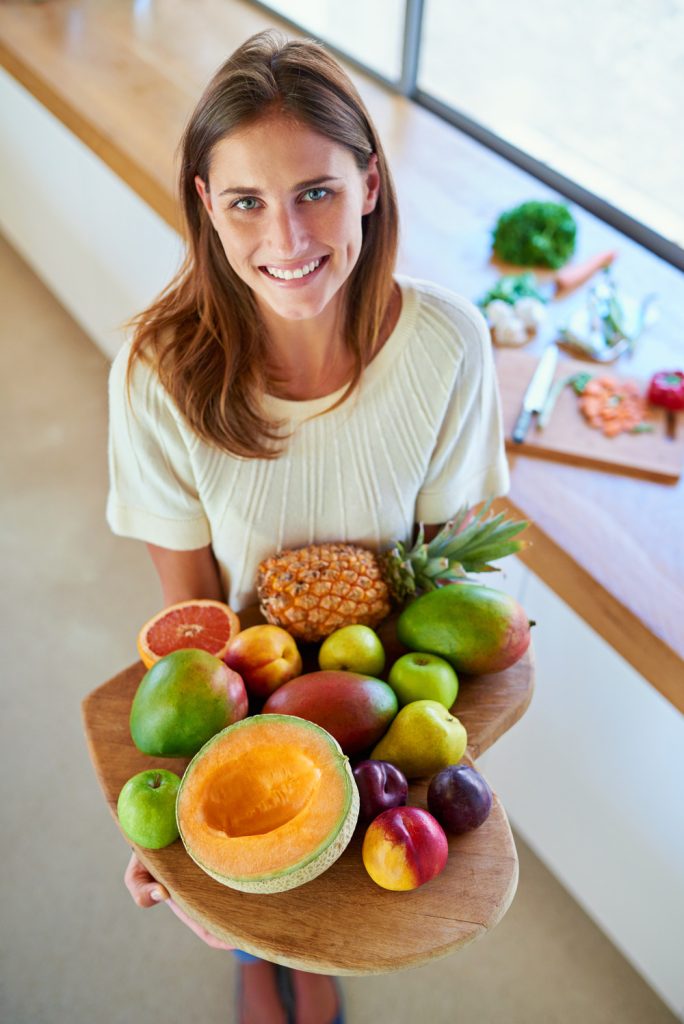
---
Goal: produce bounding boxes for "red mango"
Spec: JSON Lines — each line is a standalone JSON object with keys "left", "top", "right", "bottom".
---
{"left": 261, "top": 670, "right": 397, "bottom": 755}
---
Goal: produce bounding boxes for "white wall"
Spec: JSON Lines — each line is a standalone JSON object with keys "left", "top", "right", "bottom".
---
{"left": 2, "top": 64, "right": 683, "bottom": 1021}
{"left": 481, "top": 561, "right": 684, "bottom": 1020}
{"left": 0, "top": 67, "right": 183, "bottom": 359}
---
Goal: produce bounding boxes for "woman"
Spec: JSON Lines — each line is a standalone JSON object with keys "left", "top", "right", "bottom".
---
{"left": 107, "top": 29, "right": 509, "bottom": 1024}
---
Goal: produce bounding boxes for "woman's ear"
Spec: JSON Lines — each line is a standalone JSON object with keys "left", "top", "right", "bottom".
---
{"left": 195, "top": 175, "right": 216, "bottom": 225}
{"left": 362, "top": 153, "right": 381, "bottom": 216}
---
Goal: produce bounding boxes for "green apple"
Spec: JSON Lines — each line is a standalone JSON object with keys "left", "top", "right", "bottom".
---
{"left": 388, "top": 652, "right": 459, "bottom": 708}
{"left": 117, "top": 769, "right": 181, "bottom": 849}
{"left": 318, "top": 624, "right": 385, "bottom": 676}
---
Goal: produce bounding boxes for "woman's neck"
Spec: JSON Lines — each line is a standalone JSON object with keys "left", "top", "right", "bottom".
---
{"left": 260, "top": 281, "right": 401, "bottom": 402}
{"left": 260, "top": 293, "right": 352, "bottom": 401}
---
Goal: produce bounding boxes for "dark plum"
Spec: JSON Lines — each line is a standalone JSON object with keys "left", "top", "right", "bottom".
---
{"left": 427, "top": 764, "right": 493, "bottom": 833}
{"left": 352, "top": 759, "right": 408, "bottom": 822}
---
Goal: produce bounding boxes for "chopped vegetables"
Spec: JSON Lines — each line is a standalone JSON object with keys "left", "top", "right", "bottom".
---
{"left": 492, "top": 201, "right": 577, "bottom": 269}
{"left": 573, "top": 374, "right": 652, "bottom": 437}
{"left": 647, "top": 371, "right": 684, "bottom": 411}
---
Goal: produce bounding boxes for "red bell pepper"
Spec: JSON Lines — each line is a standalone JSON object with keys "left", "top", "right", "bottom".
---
{"left": 647, "top": 371, "right": 684, "bottom": 411}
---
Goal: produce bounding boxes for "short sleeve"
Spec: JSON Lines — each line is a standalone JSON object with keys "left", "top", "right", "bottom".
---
{"left": 415, "top": 300, "right": 510, "bottom": 523}
{"left": 106, "top": 342, "right": 211, "bottom": 549}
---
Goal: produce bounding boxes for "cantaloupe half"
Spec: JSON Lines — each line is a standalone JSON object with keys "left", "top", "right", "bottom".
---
{"left": 176, "top": 714, "right": 359, "bottom": 893}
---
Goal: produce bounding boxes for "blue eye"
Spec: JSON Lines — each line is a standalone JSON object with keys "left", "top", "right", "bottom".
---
{"left": 233, "top": 196, "right": 260, "bottom": 210}
{"left": 302, "top": 187, "right": 329, "bottom": 202}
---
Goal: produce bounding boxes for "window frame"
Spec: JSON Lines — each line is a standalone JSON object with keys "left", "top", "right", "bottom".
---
{"left": 248, "top": 0, "right": 683, "bottom": 270}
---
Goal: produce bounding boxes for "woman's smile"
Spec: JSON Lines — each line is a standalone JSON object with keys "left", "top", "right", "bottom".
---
{"left": 260, "top": 255, "right": 329, "bottom": 283}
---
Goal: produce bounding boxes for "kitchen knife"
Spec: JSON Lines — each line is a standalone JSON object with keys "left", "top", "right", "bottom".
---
{"left": 511, "top": 344, "right": 559, "bottom": 444}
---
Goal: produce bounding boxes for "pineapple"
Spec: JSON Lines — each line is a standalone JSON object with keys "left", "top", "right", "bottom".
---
{"left": 256, "top": 503, "right": 528, "bottom": 643}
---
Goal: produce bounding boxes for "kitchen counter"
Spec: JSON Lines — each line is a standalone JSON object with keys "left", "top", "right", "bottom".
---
{"left": 2, "top": 0, "right": 682, "bottom": 710}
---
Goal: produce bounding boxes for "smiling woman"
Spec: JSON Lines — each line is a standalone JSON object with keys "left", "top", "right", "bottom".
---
{"left": 106, "top": 27, "right": 510, "bottom": 1024}
{"left": 120, "top": 29, "right": 399, "bottom": 459}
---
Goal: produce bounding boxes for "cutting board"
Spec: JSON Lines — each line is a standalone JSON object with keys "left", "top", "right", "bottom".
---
{"left": 82, "top": 607, "right": 534, "bottom": 975}
{"left": 496, "top": 349, "right": 684, "bottom": 482}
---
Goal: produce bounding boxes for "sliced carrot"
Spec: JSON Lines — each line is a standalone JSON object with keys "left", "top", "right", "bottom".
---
{"left": 576, "top": 374, "right": 648, "bottom": 437}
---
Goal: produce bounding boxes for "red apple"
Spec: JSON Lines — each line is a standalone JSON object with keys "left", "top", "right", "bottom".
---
{"left": 224, "top": 624, "right": 302, "bottom": 698}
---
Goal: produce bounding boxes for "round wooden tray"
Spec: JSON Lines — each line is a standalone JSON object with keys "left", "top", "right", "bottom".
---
{"left": 82, "top": 608, "right": 534, "bottom": 974}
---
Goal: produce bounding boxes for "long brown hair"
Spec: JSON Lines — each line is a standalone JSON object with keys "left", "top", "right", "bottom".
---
{"left": 127, "top": 29, "right": 399, "bottom": 458}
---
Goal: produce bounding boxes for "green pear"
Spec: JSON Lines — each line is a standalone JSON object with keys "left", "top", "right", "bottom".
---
{"left": 370, "top": 700, "right": 467, "bottom": 779}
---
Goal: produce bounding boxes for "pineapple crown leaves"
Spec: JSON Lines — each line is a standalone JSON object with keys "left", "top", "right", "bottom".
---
{"left": 383, "top": 500, "right": 529, "bottom": 601}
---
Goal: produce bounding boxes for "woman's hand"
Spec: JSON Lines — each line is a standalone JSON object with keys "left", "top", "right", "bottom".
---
{"left": 124, "top": 850, "right": 168, "bottom": 907}
{"left": 124, "top": 852, "right": 235, "bottom": 950}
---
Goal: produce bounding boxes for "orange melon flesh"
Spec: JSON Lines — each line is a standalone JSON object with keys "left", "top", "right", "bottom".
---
{"left": 177, "top": 715, "right": 359, "bottom": 893}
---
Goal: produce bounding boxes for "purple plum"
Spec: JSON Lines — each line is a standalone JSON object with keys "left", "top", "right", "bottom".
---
{"left": 352, "top": 759, "right": 408, "bottom": 822}
{"left": 427, "top": 764, "right": 493, "bottom": 834}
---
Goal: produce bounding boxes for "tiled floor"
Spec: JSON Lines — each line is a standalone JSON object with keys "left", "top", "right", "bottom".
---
{"left": 1, "top": 231, "right": 678, "bottom": 1023}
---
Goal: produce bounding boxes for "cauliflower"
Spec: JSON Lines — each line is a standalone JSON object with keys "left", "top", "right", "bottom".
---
{"left": 513, "top": 297, "right": 546, "bottom": 330}
{"left": 485, "top": 299, "right": 516, "bottom": 328}
{"left": 492, "top": 318, "right": 528, "bottom": 347}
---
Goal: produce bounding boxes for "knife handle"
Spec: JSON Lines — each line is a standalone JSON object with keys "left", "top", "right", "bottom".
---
{"left": 511, "top": 408, "right": 533, "bottom": 444}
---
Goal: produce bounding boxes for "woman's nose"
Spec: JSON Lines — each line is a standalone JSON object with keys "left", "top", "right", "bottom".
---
{"left": 267, "top": 205, "right": 307, "bottom": 257}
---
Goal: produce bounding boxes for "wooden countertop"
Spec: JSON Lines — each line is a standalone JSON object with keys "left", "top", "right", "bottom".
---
{"left": 2, "top": 0, "right": 682, "bottom": 711}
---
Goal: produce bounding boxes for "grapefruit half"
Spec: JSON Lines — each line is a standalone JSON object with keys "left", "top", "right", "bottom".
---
{"left": 137, "top": 599, "right": 241, "bottom": 669}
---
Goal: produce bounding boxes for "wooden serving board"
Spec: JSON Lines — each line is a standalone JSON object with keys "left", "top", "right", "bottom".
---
{"left": 82, "top": 608, "right": 534, "bottom": 975}
{"left": 496, "top": 348, "right": 684, "bottom": 482}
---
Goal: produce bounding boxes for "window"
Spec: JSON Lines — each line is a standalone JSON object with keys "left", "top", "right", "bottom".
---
{"left": 262, "top": 0, "right": 406, "bottom": 82}
{"left": 252, "top": 0, "right": 684, "bottom": 265}
{"left": 419, "top": 0, "right": 684, "bottom": 253}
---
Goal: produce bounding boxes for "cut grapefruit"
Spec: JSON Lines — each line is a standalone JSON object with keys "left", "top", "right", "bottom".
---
{"left": 137, "top": 600, "right": 241, "bottom": 669}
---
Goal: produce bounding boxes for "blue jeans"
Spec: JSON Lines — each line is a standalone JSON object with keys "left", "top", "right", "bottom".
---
{"left": 233, "top": 949, "right": 261, "bottom": 963}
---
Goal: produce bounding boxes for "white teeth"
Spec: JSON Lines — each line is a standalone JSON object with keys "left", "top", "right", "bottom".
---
{"left": 265, "top": 258, "right": 322, "bottom": 280}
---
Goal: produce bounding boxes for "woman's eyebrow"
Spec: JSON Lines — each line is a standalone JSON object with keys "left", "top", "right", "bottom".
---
{"left": 218, "top": 175, "right": 344, "bottom": 197}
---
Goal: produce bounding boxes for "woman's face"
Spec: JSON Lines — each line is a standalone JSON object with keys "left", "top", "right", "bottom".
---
{"left": 195, "top": 114, "right": 380, "bottom": 325}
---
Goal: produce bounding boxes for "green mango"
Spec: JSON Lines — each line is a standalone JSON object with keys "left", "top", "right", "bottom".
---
{"left": 396, "top": 583, "right": 532, "bottom": 676}
{"left": 130, "top": 649, "right": 248, "bottom": 757}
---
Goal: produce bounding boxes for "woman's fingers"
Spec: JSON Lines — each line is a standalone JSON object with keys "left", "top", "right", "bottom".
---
{"left": 165, "top": 898, "right": 235, "bottom": 950}
{"left": 123, "top": 852, "right": 233, "bottom": 949}
{"left": 124, "top": 850, "right": 169, "bottom": 908}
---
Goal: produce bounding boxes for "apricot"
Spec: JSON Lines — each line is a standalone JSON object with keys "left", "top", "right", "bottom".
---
{"left": 224, "top": 624, "right": 302, "bottom": 699}
{"left": 362, "top": 806, "right": 448, "bottom": 891}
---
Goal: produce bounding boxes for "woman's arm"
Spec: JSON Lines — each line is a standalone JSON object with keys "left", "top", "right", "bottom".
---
{"left": 125, "top": 541, "right": 234, "bottom": 946}
{"left": 146, "top": 543, "right": 224, "bottom": 605}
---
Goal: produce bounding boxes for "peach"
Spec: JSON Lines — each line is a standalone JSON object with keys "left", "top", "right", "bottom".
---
{"left": 362, "top": 806, "right": 448, "bottom": 891}
{"left": 224, "top": 624, "right": 302, "bottom": 699}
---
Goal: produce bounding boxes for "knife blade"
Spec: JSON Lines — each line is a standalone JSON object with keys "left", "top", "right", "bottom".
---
{"left": 511, "top": 344, "right": 559, "bottom": 444}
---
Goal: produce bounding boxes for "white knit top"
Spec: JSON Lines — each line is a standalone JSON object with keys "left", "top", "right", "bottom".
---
{"left": 107, "top": 276, "right": 510, "bottom": 611}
